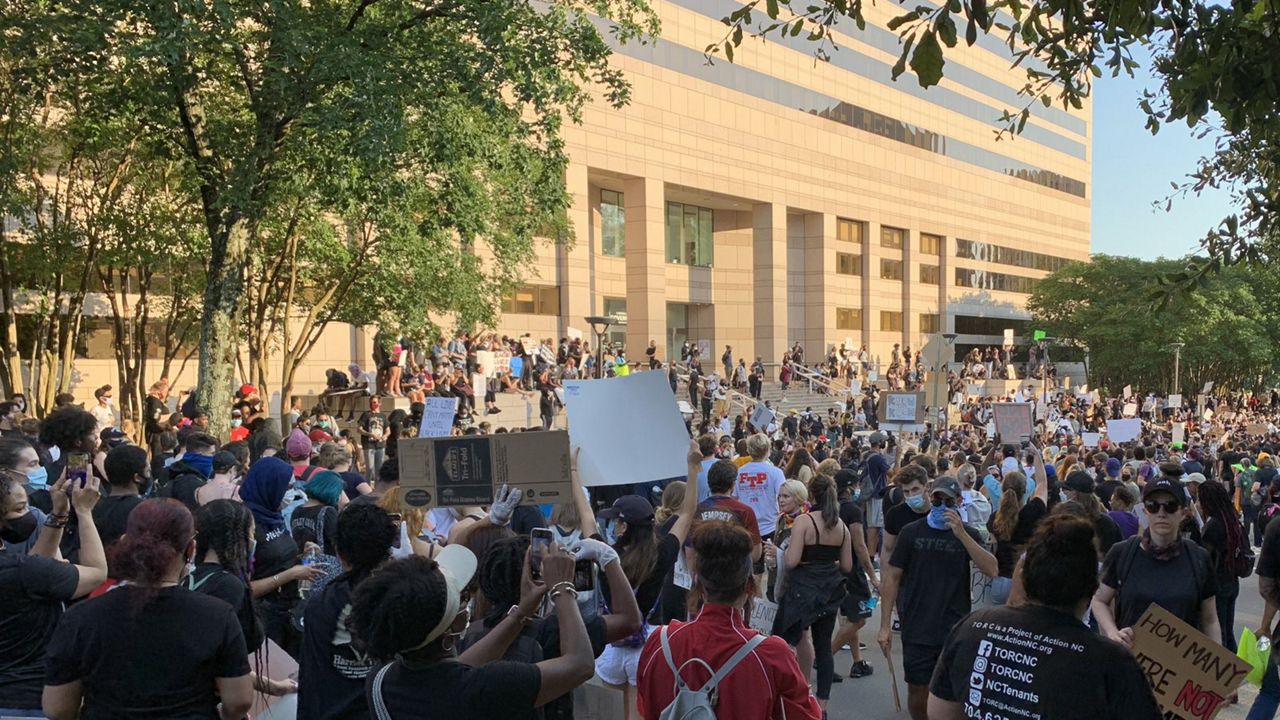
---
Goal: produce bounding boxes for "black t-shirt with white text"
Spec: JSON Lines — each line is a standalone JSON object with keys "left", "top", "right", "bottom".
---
{"left": 930, "top": 604, "right": 1161, "bottom": 720}
{"left": 298, "top": 571, "right": 378, "bottom": 720}
{"left": 889, "top": 517, "right": 984, "bottom": 646}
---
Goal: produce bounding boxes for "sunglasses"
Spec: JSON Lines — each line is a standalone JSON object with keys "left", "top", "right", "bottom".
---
{"left": 1144, "top": 499, "right": 1181, "bottom": 515}
{"left": 931, "top": 497, "right": 957, "bottom": 508}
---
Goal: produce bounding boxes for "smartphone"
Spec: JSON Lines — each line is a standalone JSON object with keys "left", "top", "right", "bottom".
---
{"left": 66, "top": 452, "right": 90, "bottom": 489}
{"left": 530, "top": 527, "right": 554, "bottom": 581}
{"left": 574, "top": 559, "right": 597, "bottom": 592}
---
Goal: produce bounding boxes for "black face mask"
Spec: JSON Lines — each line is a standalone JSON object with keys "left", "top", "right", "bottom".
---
{"left": 0, "top": 510, "right": 38, "bottom": 545}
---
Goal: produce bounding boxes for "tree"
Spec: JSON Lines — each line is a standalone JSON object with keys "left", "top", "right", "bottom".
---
{"left": 709, "top": 0, "right": 1280, "bottom": 276}
{"left": 1027, "top": 255, "right": 1280, "bottom": 392}
{"left": 14, "top": 0, "right": 657, "bottom": 437}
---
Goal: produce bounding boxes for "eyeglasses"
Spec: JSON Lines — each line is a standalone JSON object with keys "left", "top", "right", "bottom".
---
{"left": 931, "top": 497, "right": 957, "bottom": 508}
{"left": 1144, "top": 499, "right": 1181, "bottom": 515}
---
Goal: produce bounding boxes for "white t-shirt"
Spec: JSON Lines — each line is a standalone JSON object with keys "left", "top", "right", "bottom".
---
{"left": 90, "top": 404, "right": 115, "bottom": 433}
{"left": 735, "top": 460, "right": 786, "bottom": 537}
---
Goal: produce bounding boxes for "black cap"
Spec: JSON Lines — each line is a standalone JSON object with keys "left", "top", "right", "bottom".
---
{"left": 1063, "top": 470, "right": 1096, "bottom": 494}
{"left": 597, "top": 495, "right": 655, "bottom": 526}
{"left": 1142, "top": 476, "right": 1186, "bottom": 505}
{"left": 99, "top": 427, "right": 128, "bottom": 447}
{"left": 931, "top": 477, "right": 961, "bottom": 500}
{"left": 834, "top": 468, "right": 859, "bottom": 491}
{"left": 212, "top": 451, "right": 238, "bottom": 474}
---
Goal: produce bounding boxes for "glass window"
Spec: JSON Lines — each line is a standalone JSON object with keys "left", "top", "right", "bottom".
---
{"left": 836, "top": 252, "right": 861, "bottom": 276}
{"left": 836, "top": 307, "right": 862, "bottom": 331}
{"left": 920, "top": 233, "right": 943, "bottom": 256}
{"left": 919, "top": 313, "right": 940, "bottom": 334}
{"left": 837, "top": 218, "right": 865, "bottom": 245}
{"left": 880, "top": 226, "right": 905, "bottom": 249}
{"left": 919, "top": 264, "right": 940, "bottom": 285}
{"left": 954, "top": 315, "right": 1030, "bottom": 336}
{"left": 501, "top": 284, "right": 561, "bottom": 316}
{"left": 603, "top": 297, "right": 627, "bottom": 347}
{"left": 881, "top": 258, "right": 903, "bottom": 281}
{"left": 954, "top": 267, "right": 1038, "bottom": 294}
{"left": 665, "top": 202, "right": 713, "bottom": 267}
{"left": 601, "top": 190, "right": 625, "bottom": 257}
{"left": 880, "top": 311, "right": 903, "bottom": 332}
{"left": 955, "top": 239, "right": 1072, "bottom": 272}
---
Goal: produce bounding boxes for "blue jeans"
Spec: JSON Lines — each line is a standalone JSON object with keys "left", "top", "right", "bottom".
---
{"left": 1248, "top": 649, "right": 1280, "bottom": 720}
{"left": 364, "top": 447, "right": 385, "bottom": 479}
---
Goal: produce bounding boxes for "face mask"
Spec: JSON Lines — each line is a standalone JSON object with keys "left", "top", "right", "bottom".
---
{"left": 927, "top": 504, "right": 950, "bottom": 530}
{"left": 0, "top": 510, "right": 38, "bottom": 544}
{"left": 905, "top": 494, "right": 927, "bottom": 512}
{"left": 231, "top": 419, "right": 242, "bottom": 428}
{"left": 26, "top": 466, "right": 48, "bottom": 490}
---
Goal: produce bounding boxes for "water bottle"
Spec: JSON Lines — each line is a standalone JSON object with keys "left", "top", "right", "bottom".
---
{"left": 1260, "top": 636, "right": 1272, "bottom": 654}
{"left": 299, "top": 548, "right": 320, "bottom": 597}
{"left": 867, "top": 590, "right": 879, "bottom": 611}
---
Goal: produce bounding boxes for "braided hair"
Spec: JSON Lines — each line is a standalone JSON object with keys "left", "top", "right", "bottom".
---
{"left": 195, "top": 500, "right": 254, "bottom": 581}
{"left": 478, "top": 535, "right": 531, "bottom": 628}
{"left": 349, "top": 555, "right": 450, "bottom": 663}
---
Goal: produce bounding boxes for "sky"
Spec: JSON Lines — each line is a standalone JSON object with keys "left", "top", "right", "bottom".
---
{"left": 1090, "top": 45, "right": 1235, "bottom": 260}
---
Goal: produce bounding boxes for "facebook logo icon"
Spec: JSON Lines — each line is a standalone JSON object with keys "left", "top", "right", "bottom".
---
{"left": 978, "top": 640, "right": 993, "bottom": 658}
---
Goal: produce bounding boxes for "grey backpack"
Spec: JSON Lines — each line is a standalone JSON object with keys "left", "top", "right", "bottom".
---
{"left": 658, "top": 625, "right": 766, "bottom": 720}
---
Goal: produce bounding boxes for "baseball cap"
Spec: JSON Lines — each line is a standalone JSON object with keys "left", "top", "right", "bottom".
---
{"left": 869, "top": 431, "right": 888, "bottom": 446}
{"left": 1142, "top": 476, "right": 1186, "bottom": 504}
{"left": 1063, "top": 470, "right": 1095, "bottom": 494}
{"left": 597, "top": 495, "right": 655, "bottom": 526}
{"left": 931, "top": 476, "right": 961, "bottom": 500}
{"left": 239, "top": 384, "right": 257, "bottom": 397}
{"left": 1105, "top": 458, "right": 1122, "bottom": 478}
{"left": 834, "top": 468, "right": 858, "bottom": 491}
{"left": 308, "top": 428, "right": 333, "bottom": 444}
{"left": 414, "top": 545, "right": 478, "bottom": 649}
{"left": 212, "top": 451, "right": 238, "bottom": 474}
{"left": 1184, "top": 472, "right": 1208, "bottom": 485}
{"left": 99, "top": 427, "right": 128, "bottom": 448}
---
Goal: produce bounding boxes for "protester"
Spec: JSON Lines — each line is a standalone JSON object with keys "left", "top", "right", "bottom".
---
{"left": 988, "top": 452, "right": 1050, "bottom": 605}
{"left": 832, "top": 468, "right": 878, "bottom": 680}
{"left": 358, "top": 397, "right": 389, "bottom": 477}
{"left": 290, "top": 470, "right": 346, "bottom": 556}
{"left": 94, "top": 444, "right": 150, "bottom": 550}
{"left": 156, "top": 431, "right": 219, "bottom": 512}
{"left": 1199, "top": 478, "right": 1245, "bottom": 650}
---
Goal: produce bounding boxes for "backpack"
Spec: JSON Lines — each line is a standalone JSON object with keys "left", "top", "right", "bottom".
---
{"left": 1235, "top": 541, "right": 1257, "bottom": 579}
{"left": 657, "top": 625, "right": 766, "bottom": 720}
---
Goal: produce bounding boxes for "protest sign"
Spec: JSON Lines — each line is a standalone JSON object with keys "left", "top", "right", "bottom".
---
{"left": 966, "top": 383, "right": 984, "bottom": 398}
{"left": 749, "top": 599, "right": 778, "bottom": 635}
{"left": 1131, "top": 604, "right": 1249, "bottom": 720}
{"left": 417, "top": 397, "right": 458, "bottom": 438}
{"left": 1081, "top": 432, "right": 1101, "bottom": 447}
{"left": 1173, "top": 423, "right": 1185, "bottom": 445}
{"left": 1203, "top": 381, "right": 1215, "bottom": 394}
{"left": 1124, "top": 385, "right": 1133, "bottom": 400}
{"left": 399, "top": 430, "right": 572, "bottom": 508}
{"left": 868, "top": 370, "right": 879, "bottom": 382}
{"left": 1168, "top": 394, "right": 1183, "bottom": 409}
{"left": 519, "top": 336, "right": 536, "bottom": 355}
{"left": 878, "top": 392, "right": 925, "bottom": 424}
{"left": 1090, "top": 390, "right": 1101, "bottom": 405}
{"left": 1247, "top": 423, "right": 1270, "bottom": 437}
{"left": 472, "top": 373, "right": 486, "bottom": 400}
{"left": 1123, "top": 402, "right": 1139, "bottom": 417}
{"left": 563, "top": 371, "right": 689, "bottom": 488}
{"left": 1106, "top": 418, "right": 1142, "bottom": 444}
{"left": 476, "top": 350, "right": 496, "bottom": 377}
{"left": 992, "top": 403, "right": 1034, "bottom": 442}
{"left": 567, "top": 326, "right": 582, "bottom": 340}
{"left": 1003, "top": 328, "right": 1014, "bottom": 347}
{"left": 1204, "top": 409, "right": 1214, "bottom": 421}
{"left": 750, "top": 403, "right": 776, "bottom": 431}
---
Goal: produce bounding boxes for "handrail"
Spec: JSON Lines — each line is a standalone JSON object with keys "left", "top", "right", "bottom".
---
{"left": 787, "top": 364, "right": 847, "bottom": 397}
{"left": 670, "top": 362, "right": 754, "bottom": 414}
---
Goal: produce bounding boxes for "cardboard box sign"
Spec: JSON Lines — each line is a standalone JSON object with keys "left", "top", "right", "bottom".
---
{"left": 1131, "top": 604, "right": 1250, "bottom": 720}
{"left": 877, "top": 391, "right": 925, "bottom": 424}
{"left": 991, "top": 402, "right": 1034, "bottom": 442}
{"left": 398, "top": 431, "right": 572, "bottom": 508}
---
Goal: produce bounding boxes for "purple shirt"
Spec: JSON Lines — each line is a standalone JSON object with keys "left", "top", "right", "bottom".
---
{"left": 1108, "top": 510, "right": 1139, "bottom": 540}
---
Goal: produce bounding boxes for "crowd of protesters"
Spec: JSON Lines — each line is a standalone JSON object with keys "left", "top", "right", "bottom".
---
{"left": 5, "top": 334, "right": 1280, "bottom": 720}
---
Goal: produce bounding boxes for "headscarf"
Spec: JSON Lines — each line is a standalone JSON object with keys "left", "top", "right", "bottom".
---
{"left": 240, "top": 456, "right": 293, "bottom": 532}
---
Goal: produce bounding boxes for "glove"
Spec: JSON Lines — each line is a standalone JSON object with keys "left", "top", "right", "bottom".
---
{"left": 487, "top": 484, "right": 521, "bottom": 526}
{"left": 390, "top": 521, "right": 414, "bottom": 560}
{"left": 572, "top": 538, "right": 620, "bottom": 569}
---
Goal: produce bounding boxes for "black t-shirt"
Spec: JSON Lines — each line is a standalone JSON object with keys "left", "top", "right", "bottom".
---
{"left": 339, "top": 471, "right": 367, "bottom": 501}
{"left": 0, "top": 553, "right": 79, "bottom": 709}
{"left": 1259, "top": 516, "right": 1280, "bottom": 581}
{"left": 1100, "top": 537, "right": 1217, "bottom": 630}
{"left": 930, "top": 605, "right": 1161, "bottom": 720}
{"left": 839, "top": 499, "right": 864, "bottom": 528}
{"left": 188, "top": 563, "right": 264, "bottom": 654}
{"left": 359, "top": 412, "right": 387, "bottom": 449}
{"left": 1221, "top": 451, "right": 1245, "bottom": 484}
{"left": 93, "top": 494, "right": 143, "bottom": 549}
{"left": 252, "top": 525, "right": 302, "bottom": 603}
{"left": 143, "top": 395, "right": 168, "bottom": 439}
{"left": 298, "top": 571, "right": 379, "bottom": 720}
{"left": 1097, "top": 479, "right": 1122, "bottom": 509}
{"left": 290, "top": 504, "right": 339, "bottom": 556}
{"left": 44, "top": 586, "right": 250, "bottom": 719}
{"left": 367, "top": 659, "right": 540, "bottom": 720}
{"left": 884, "top": 501, "right": 925, "bottom": 537}
{"left": 1092, "top": 512, "right": 1122, "bottom": 557}
{"left": 889, "top": 517, "right": 984, "bottom": 646}
{"left": 989, "top": 497, "right": 1047, "bottom": 578}
{"left": 633, "top": 532, "right": 681, "bottom": 616}
{"left": 1201, "top": 517, "right": 1239, "bottom": 586}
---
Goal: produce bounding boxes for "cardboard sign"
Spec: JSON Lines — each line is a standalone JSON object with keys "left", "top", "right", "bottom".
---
{"left": 519, "top": 336, "right": 536, "bottom": 355}
{"left": 878, "top": 391, "right": 925, "bottom": 424}
{"left": 1168, "top": 394, "right": 1183, "bottom": 409}
{"left": 1131, "top": 603, "right": 1249, "bottom": 720}
{"left": 417, "top": 397, "right": 459, "bottom": 438}
{"left": 1124, "top": 385, "right": 1133, "bottom": 400}
{"left": 1081, "top": 432, "right": 1101, "bottom": 447}
{"left": 750, "top": 403, "right": 776, "bottom": 431}
{"left": 476, "top": 350, "right": 496, "bottom": 377}
{"left": 1106, "top": 418, "right": 1142, "bottom": 444}
{"left": 1203, "top": 381, "right": 1214, "bottom": 394}
{"left": 1247, "top": 423, "right": 1270, "bottom": 437}
{"left": 749, "top": 599, "right": 778, "bottom": 635}
{"left": 992, "top": 402, "right": 1034, "bottom": 442}
{"left": 1173, "top": 423, "right": 1186, "bottom": 445}
{"left": 1124, "top": 402, "right": 1139, "bottom": 417}
{"left": 398, "top": 430, "right": 572, "bottom": 508}
{"left": 563, "top": 371, "right": 689, "bottom": 488}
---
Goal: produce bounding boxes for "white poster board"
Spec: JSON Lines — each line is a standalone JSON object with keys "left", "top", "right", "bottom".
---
{"left": 1203, "top": 381, "right": 1215, "bottom": 394}
{"left": 966, "top": 383, "right": 984, "bottom": 398}
{"left": 567, "top": 326, "right": 583, "bottom": 341}
{"left": 1123, "top": 385, "right": 1133, "bottom": 400}
{"left": 472, "top": 373, "right": 487, "bottom": 400}
{"left": 417, "top": 397, "right": 459, "bottom": 438}
{"left": 476, "top": 350, "right": 496, "bottom": 377}
{"left": 1167, "top": 394, "right": 1183, "bottom": 409}
{"left": 1106, "top": 418, "right": 1142, "bottom": 444}
{"left": 1123, "top": 402, "right": 1139, "bottom": 417}
{"left": 1003, "top": 328, "right": 1014, "bottom": 347}
{"left": 749, "top": 598, "right": 778, "bottom": 635}
{"left": 1081, "top": 432, "right": 1101, "bottom": 448}
{"left": 992, "top": 402, "right": 1034, "bottom": 442}
{"left": 750, "top": 403, "right": 776, "bottom": 431}
{"left": 564, "top": 371, "right": 690, "bottom": 488}
{"left": 880, "top": 392, "right": 925, "bottom": 424}
{"left": 519, "top": 336, "right": 536, "bottom": 355}
{"left": 1173, "top": 422, "right": 1185, "bottom": 445}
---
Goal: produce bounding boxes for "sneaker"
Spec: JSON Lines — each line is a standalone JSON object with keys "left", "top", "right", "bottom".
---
{"left": 859, "top": 642, "right": 867, "bottom": 651}
{"left": 892, "top": 616, "right": 901, "bottom": 633}
{"left": 831, "top": 673, "right": 843, "bottom": 684}
{"left": 849, "top": 660, "right": 874, "bottom": 678}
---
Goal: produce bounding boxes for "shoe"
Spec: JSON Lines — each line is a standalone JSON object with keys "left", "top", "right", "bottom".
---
{"left": 831, "top": 673, "right": 843, "bottom": 683}
{"left": 492, "top": 407, "right": 501, "bottom": 414}
{"left": 849, "top": 660, "right": 874, "bottom": 678}
{"left": 859, "top": 642, "right": 867, "bottom": 651}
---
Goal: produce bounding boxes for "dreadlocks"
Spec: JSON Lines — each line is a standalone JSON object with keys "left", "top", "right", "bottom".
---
{"left": 195, "top": 500, "right": 254, "bottom": 581}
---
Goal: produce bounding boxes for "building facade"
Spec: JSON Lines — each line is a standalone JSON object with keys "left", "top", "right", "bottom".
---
{"left": 492, "top": 0, "right": 1090, "bottom": 368}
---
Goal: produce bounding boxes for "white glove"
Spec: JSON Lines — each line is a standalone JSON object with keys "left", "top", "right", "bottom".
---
{"left": 487, "top": 484, "right": 521, "bottom": 526}
{"left": 572, "top": 538, "right": 620, "bottom": 569}
{"left": 390, "top": 521, "right": 413, "bottom": 560}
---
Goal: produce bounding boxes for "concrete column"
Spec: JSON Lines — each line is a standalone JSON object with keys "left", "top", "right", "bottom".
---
{"left": 803, "top": 213, "right": 834, "bottom": 359}
{"left": 560, "top": 162, "right": 593, "bottom": 335}
{"left": 753, "top": 202, "right": 788, "bottom": 363}
{"left": 623, "top": 176, "right": 666, "bottom": 359}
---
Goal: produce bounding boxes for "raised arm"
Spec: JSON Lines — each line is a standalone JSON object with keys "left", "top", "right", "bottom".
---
{"left": 570, "top": 449, "right": 599, "bottom": 539}
{"left": 668, "top": 441, "right": 704, "bottom": 546}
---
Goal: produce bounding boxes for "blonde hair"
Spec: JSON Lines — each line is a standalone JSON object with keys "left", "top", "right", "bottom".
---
{"left": 656, "top": 481, "right": 687, "bottom": 525}
{"left": 549, "top": 500, "right": 580, "bottom": 530}
{"left": 779, "top": 479, "right": 809, "bottom": 505}
{"left": 817, "top": 458, "right": 841, "bottom": 478}
{"left": 378, "top": 486, "right": 427, "bottom": 539}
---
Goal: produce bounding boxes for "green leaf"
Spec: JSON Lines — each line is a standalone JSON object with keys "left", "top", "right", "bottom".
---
{"left": 909, "top": 30, "right": 945, "bottom": 86}
{"left": 767, "top": 0, "right": 780, "bottom": 19}
{"left": 966, "top": 16, "right": 977, "bottom": 44}
{"left": 938, "top": 13, "right": 958, "bottom": 47}
{"left": 887, "top": 11, "right": 920, "bottom": 31}
{"left": 892, "top": 35, "right": 916, "bottom": 79}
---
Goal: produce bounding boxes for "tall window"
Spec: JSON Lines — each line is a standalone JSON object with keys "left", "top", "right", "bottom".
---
{"left": 880, "top": 311, "right": 903, "bottom": 332}
{"left": 920, "top": 233, "right": 943, "bottom": 255}
{"left": 880, "top": 226, "right": 905, "bottom": 249}
{"left": 601, "top": 190, "right": 625, "bottom": 257}
{"left": 837, "top": 218, "right": 865, "bottom": 245}
{"left": 919, "top": 264, "right": 940, "bottom": 285}
{"left": 837, "top": 307, "right": 862, "bottom": 331}
{"left": 501, "top": 284, "right": 561, "bottom": 316}
{"left": 603, "top": 297, "right": 627, "bottom": 347}
{"left": 665, "top": 202, "right": 714, "bottom": 267}
{"left": 881, "top": 258, "right": 903, "bottom": 281}
{"left": 919, "top": 313, "right": 940, "bottom": 334}
{"left": 836, "top": 252, "right": 861, "bottom": 276}
{"left": 954, "top": 268, "right": 1038, "bottom": 294}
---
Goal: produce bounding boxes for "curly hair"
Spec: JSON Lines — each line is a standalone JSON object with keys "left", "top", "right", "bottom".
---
{"left": 38, "top": 406, "right": 97, "bottom": 452}
{"left": 1022, "top": 514, "right": 1099, "bottom": 607}
{"left": 690, "top": 521, "right": 754, "bottom": 604}
{"left": 349, "top": 555, "right": 449, "bottom": 662}
{"left": 478, "top": 535, "right": 531, "bottom": 628}
{"left": 195, "top": 500, "right": 254, "bottom": 580}
{"left": 336, "top": 503, "right": 398, "bottom": 572}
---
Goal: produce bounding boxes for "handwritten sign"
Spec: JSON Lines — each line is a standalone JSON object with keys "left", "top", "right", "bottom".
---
{"left": 476, "top": 350, "right": 496, "bottom": 377}
{"left": 417, "top": 397, "right": 459, "bottom": 438}
{"left": 1124, "top": 402, "right": 1139, "bottom": 417}
{"left": 991, "top": 402, "right": 1034, "bottom": 442}
{"left": 1168, "top": 394, "right": 1183, "bottom": 409}
{"left": 879, "top": 391, "right": 924, "bottom": 424}
{"left": 749, "top": 599, "right": 778, "bottom": 635}
{"left": 750, "top": 403, "right": 776, "bottom": 432}
{"left": 1131, "top": 604, "right": 1249, "bottom": 720}
{"left": 1106, "top": 418, "right": 1143, "bottom": 444}
{"left": 1173, "top": 423, "right": 1186, "bottom": 445}
{"left": 1124, "top": 385, "right": 1133, "bottom": 400}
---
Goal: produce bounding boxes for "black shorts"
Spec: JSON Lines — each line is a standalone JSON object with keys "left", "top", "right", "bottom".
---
{"left": 902, "top": 642, "right": 944, "bottom": 687}
{"left": 841, "top": 569, "right": 873, "bottom": 621}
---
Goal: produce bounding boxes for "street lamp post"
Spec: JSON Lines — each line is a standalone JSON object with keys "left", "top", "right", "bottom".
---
{"left": 584, "top": 315, "right": 626, "bottom": 379}
{"left": 934, "top": 332, "right": 958, "bottom": 426}
{"left": 1169, "top": 342, "right": 1185, "bottom": 397}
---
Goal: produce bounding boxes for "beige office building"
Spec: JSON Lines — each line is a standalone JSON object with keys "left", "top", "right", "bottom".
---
{"left": 493, "top": 0, "right": 1090, "bottom": 368}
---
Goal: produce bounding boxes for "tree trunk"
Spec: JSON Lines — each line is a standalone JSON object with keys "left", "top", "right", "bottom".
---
{"left": 194, "top": 221, "right": 250, "bottom": 440}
